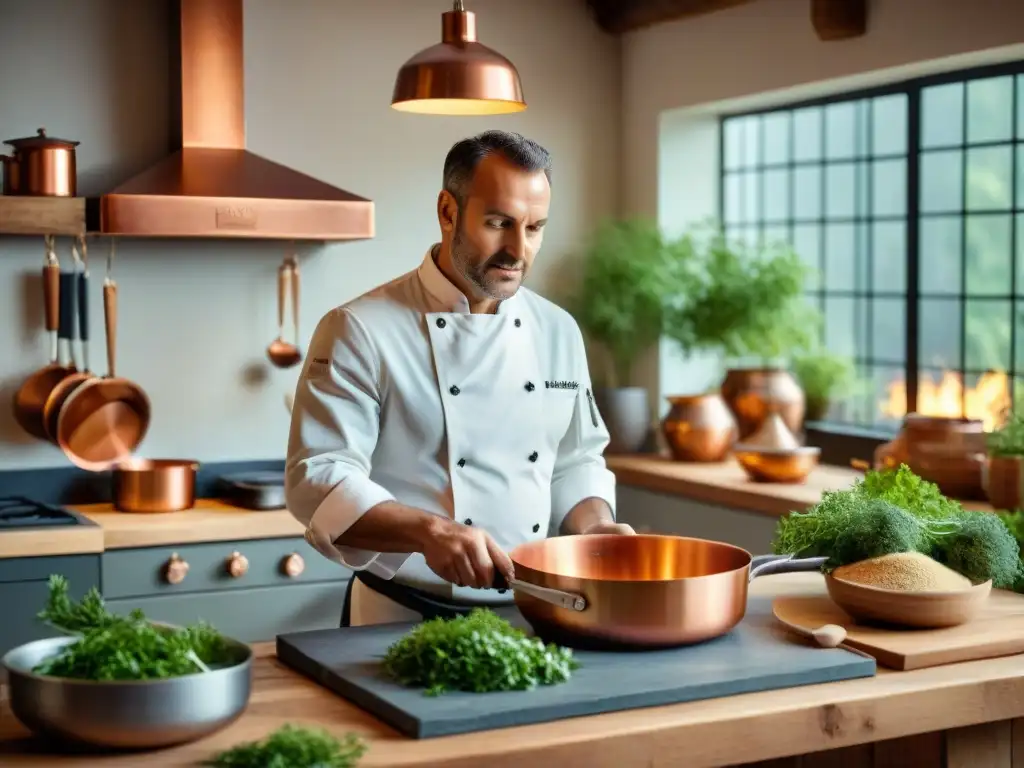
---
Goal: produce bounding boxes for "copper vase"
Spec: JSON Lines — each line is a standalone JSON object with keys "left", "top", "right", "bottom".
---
{"left": 983, "top": 456, "right": 1024, "bottom": 510}
{"left": 720, "top": 368, "right": 805, "bottom": 440}
{"left": 661, "top": 393, "right": 737, "bottom": 462}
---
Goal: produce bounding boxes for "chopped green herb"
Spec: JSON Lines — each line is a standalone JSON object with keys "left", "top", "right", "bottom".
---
{"left": 31, "top": 575, "right": 236, "bottom": 681}
{"left": 382, "top": 608, "right": 579, "bottom": 696}
{"left": 206, "top": 724, "right": 366, "bottom": 768}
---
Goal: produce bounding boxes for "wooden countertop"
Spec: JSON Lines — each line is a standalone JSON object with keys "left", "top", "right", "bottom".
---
{"left": 0, "top": 501, "right": 304, "bottom": 560}
{"left": 3, "top": 573, "right": 1024, "bottom": 767}
{"left": 606, "top": 454, "right": 994, "bottom": 517}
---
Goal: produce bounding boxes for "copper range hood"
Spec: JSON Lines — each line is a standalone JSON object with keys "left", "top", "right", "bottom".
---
{"left": 89, "top": 0, "right": 374, "bottom": 241}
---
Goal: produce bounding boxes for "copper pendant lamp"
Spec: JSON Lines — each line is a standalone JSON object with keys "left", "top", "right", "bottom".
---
{"left": 391, "top": 0, "right": 526, "bottom": 115}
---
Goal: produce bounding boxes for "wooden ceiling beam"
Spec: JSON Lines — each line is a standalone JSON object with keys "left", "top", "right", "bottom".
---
{"left": 585, "top": 0, "right": 758, "bottom": 35}
{"left": 810, "top": 0, "right": 867, "bottom": 41}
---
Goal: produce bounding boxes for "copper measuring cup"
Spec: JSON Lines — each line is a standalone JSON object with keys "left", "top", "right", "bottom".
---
{"left": 13, "top": 236, "right": 73, "bottom": 439}
{"left": 43, "top": 237, "right": 94, "bottom": 442}
{"left": 57, "top": 239, "right": 151, "bottom": 471}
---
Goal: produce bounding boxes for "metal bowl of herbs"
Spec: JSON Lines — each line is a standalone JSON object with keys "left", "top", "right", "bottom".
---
{"left": 1, "top": 575, "right": 253, "bottom": 750}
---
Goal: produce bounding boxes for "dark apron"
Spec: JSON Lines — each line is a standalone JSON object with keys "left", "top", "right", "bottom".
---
{"left": 340, "top": 570, "right": 489, "bottom": 627}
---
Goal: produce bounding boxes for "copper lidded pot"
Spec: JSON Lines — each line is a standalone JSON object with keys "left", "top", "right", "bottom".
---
{"left": 499, "top": 534, "right": 826, "bottom": 648}
{"left": 1, "top": 128, "right": 79, "bottom": 197}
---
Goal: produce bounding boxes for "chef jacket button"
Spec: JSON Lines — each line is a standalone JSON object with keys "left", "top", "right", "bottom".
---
{"left": 528, "top": 451, "right": 539, "bottom": 462}
{"left": 449, "top": 385, "right": 460, "bottom": 396}
{"left": 514, "top": 319, "right": 521, "bottom": 327}
{"left": 436, "top": 318, "right": 446, "bottom": 329}
{"left": 464, "top": 518, "right": 472, "bottom": 526}
{"left": 532, "top": 523, "right": 540, "bottom": 533}
{"left": 524, "top": 381, "right": 535, "bottom": 392}
{"left": 457, "top": 458, "right": 466, "bottom": 468}
{"left": 497, "top": 588, "right": 507, "bottom": 594}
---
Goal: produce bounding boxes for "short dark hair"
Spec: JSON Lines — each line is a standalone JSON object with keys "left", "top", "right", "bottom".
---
{"left": 442, "top": 130, "right": 552, "bottom": 207}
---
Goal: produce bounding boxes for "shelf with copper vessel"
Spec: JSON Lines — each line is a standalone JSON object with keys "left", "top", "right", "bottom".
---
{"left": 0, "top": 196, "right": 86, "bottom": 236}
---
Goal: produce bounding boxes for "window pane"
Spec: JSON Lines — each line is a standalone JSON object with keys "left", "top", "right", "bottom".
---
{"left": 872, "top": 94, "right": 907, "bottom": 156}
{"left": 743, "top": 116, "right": 762, "bottom": 169}
{"left": 872, "top": 220, "right": 906, "bottom": 293}
{"left": 793, "top": 166, "right": 822, "bottom": 221}
{"left": 763, "top": 168, "right": 790, "bottom": 222}
{"left": 1018, "top": 76, "right": 1024, "bottom": 139}
{"left": 966, "top": 146, "right": 1013, "bottom": 211}
{"left": 825, "top": 163, "right": 856, "bottom": 219}
{"left": 826, "top": 102, "right": 857, "bottom": 160}
{"left": 919, "top": 215, "right": 963, "bottom": 296}
{"left": 966, "top": 76, "right": 1014, "bottom": 145}
{"left": 922, "top": 82, "right": 964, "bottom": 149}
{"left": 824, "top": 295, "right": 858, "bottom": 357}
{"left": 919, "top": 297, "right": 962, "bottom": 369}
{"left": 871, "top": 365, "right": 907, "bottom": 430}
{"left": 824, "top": 222, "right": 856, "bottom": 291}
{"left": 1016, "top": 301, "right": 1024, "bottom": 373}
{"left": 723, "top": 119, "right": 744, "bottom": 170}
{"left": 872, "top": 159, "right": 906, "bottom": 217}
{"left": 793, "top": 224, "right": 821, "bottom": 290}
{"left": 920, "top": 150, "right": 963, "bottom": 213}
{"left": 1018, "top": 214, "right": 1024, "bottom": 295}
{"left": 724, "top": 173, "right": 742, "bottom": 224}
{"left": 965, "top": 214, "right": 1012, "bottom": 296}
{"left": 872, "top": 298, "right": 906, "bottom": 364}
{"left": 764, "top": 224, "right": 788, "bottom": 246}
{"left": 965, "top": 299, "right": 1011, "bottom": 371}
{"left": 763, "top": 112, "right": 790, "bottom": 165}
{"left": 1017, "top": 146, "right": 1024, "bottom": 209}
{"left": 793, "top": 107, "right": 823, "bottom": 162}
{"left": 742, "top": 171, "right": 760, "bottom": 223}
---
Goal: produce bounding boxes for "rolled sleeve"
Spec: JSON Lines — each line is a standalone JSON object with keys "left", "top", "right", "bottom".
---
{"left": 549, "top": 329, "right": 617, "bottom": 534}
{"left": 285, "top": 307, "right": 410, "bottom": 577}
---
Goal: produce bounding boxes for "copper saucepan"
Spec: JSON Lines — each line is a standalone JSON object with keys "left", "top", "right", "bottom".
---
{"left": 496, "top": 534, "right": 826, "bottom": 648}
{"left": 112, "top": 459, "right": 200, "bottom": 513}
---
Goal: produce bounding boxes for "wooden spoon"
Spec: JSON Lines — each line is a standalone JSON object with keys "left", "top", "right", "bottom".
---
{"left": 267, "top": 255, "right": 301, "bottom": 369}
{"left": 775, "top": 613, "right": 848, "bottom": 648}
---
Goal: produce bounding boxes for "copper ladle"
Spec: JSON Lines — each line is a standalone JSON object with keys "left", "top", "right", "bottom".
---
{"left": 267, "top": 253, "right": 301, "bottom": 369}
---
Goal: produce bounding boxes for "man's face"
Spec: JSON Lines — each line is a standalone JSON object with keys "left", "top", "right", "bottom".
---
{"left": 447, "top": 154, "right": 550, "bottom": 301}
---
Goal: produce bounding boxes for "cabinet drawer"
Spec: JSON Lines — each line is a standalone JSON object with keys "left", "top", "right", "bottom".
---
{"left": 104, "top": 582, "right": 348, "bottom": 643}
{"left": 102, "top": 537, "right": 350, "bottom": 599}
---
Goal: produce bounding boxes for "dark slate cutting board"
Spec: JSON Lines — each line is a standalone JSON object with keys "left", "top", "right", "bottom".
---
{"left": 276, "top": 597, "right": 875, "bottom": 739}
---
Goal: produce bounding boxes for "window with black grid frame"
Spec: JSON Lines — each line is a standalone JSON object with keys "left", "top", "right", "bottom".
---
{"left": 718, "top": 61, "right": 1024, "bottom": 436}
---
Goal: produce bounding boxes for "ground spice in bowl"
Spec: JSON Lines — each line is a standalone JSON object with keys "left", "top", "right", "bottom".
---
{"left": 831, "top": 551, "right": 973, "bottom": 592}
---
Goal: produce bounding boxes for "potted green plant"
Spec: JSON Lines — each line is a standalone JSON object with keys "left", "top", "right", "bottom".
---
{"left": 663, "top": 226, "right": 819, "bottom": 440}
{"left": 984, "top": 410, "right": 1024, "bottom": 510}
{"left": 791, "top": 350, "right": 856, "bottom": 424}
{"left": 566, "top": 217, "right": 691, "bottom": 453}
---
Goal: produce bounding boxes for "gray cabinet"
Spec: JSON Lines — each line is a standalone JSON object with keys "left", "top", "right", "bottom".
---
{"left": 0, "top": 554, "right": 101, "bottom": 660}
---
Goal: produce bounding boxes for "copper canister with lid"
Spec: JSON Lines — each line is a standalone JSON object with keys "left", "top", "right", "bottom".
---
{"left": 1, "top": 127, "right": 80, "bottom": 197}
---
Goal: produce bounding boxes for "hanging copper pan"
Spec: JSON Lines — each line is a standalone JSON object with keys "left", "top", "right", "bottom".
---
{"left": 43, "top": 238, "right": 94, "bottom": 442}
{"left": 57, "top": 240, "right": 150, "bottom": 471}
{"left": 494, "top": 534, "right": 826, "bottom": 648}
{"left": 13, "top": 236, "right": 73, "bottom": 440}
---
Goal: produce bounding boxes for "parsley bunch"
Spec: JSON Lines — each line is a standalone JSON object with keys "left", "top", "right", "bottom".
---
{"left": 382, "top": 608, "right": 579, "bottom": 696}
{"left": 206, "top": 725, "right": 366, "bottom": 768}
{"left": 32, "top": 575, "right": 235, "bottom": 681}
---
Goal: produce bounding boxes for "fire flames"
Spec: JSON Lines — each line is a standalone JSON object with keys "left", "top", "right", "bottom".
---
{"left": 879, "top": 371, "right": 1012, "bottom": 432}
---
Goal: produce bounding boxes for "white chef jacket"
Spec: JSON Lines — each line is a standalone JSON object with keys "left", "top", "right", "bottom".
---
{"left": 285, "top": 246, "right": 617, "bottom": 615}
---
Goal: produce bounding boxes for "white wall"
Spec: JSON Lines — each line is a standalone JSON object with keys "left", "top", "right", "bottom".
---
{"left": 621, "top": 0, "right": 1024, "bottom": 407}
{"left": 0, "top": 0, "right": 620, "bottom": 469}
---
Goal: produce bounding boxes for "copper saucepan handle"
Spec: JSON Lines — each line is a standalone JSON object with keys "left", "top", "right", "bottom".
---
{"left": 43, "top": 236, "right": 60, "bottom": 361}
{"left": 491, "top": 573, "right": 587, "bottom": 612}
{"left": 104, "top": 280, "right": 117, "bottom": 378}
{"left": 290, "top": 256, "right": 300, "bottom": 345}
{"left": 277, "top": 259, "right": 289, "bottom": 339}
{"left": 748, "top": 554, "right": 828, "bottom": 581}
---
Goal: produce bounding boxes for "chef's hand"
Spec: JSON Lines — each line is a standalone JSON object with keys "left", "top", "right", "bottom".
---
{"left": 421, "top": 517, "right": 515, "bottom": 589}
{"left": 581, "top": 521, "right": 636, "bottom": 536}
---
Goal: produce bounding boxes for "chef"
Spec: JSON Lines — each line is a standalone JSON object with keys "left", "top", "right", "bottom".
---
{"left": 285, "top": 129, "right": 633, "bottom": 627}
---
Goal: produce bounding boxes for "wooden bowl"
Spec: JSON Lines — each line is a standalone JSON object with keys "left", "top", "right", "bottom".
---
{"left": 824, "top": 574, "right": 992, "bottom": 629}
{"left": 733, "top": 446, "right": 820, "bottom": 483}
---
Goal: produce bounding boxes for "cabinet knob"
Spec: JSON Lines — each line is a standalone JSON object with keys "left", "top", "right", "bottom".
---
{"left": 226, "top": 550, "right": 249, "bottom": 578}
{"left": 165, "top": 552, "right": 189, "bottom": 585}
{"left": 282, "top": 552, "right": 305, "bottom": 578}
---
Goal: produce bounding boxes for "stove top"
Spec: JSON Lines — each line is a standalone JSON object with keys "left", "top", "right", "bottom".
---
{"left": 0, "top": 497, "right": 81, "bottom": 529}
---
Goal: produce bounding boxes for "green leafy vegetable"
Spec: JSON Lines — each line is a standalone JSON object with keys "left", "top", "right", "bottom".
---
{"left": 855, "top": 464, "right": 963, "bottom": 520}
{"left": 932, "top": 511, "right": 1021, "bottom": 588}
{"left": 32, "top": 575, "right": 235, "bottom": 681}
{"left": 987, "top": 411, "right": 1024, "bottom": 457}
{"left": 381, "top": 608, "right": 578, "bottom": 696}
{"left": 206, "top": 724, "right": 366, "bottom": 768}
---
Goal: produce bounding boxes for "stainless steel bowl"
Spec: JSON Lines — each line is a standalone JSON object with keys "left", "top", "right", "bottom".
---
{"left": 2, "top": 633, "right": 253, "bottom": 749}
